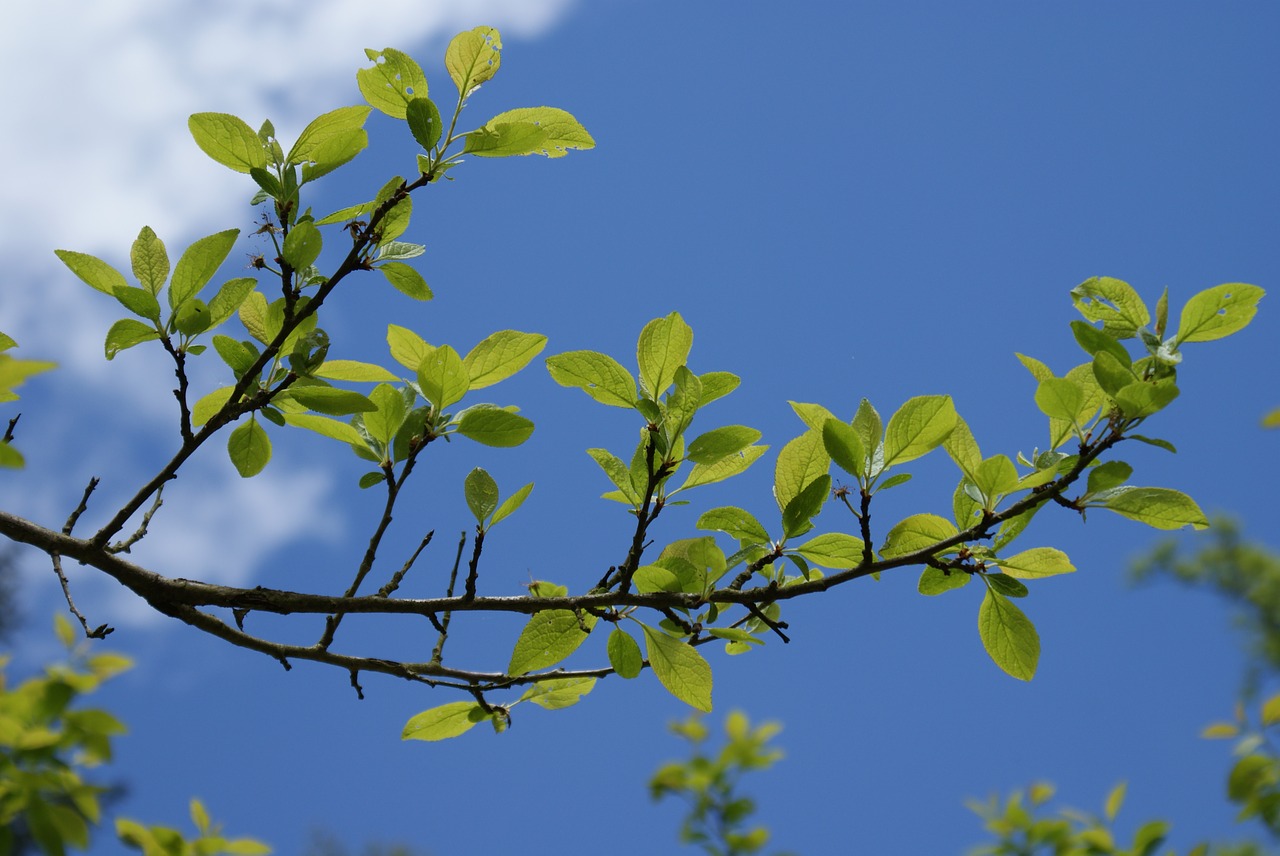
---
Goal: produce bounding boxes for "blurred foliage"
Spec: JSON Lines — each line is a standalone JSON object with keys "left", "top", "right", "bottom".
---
{"left": 1132, "top": 517, "right": 1280, "bottom": 695}
{"left": 651, "top": 711, "right": 795, "bottom": 856}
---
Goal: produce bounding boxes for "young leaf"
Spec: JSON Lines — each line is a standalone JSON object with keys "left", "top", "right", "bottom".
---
{"left": 287, "top": 105, "right": 372, "bottom": 170}
{"left": 519, "top": 677, "right": 597, "bottom": 710}
{"left": 104, "top": 319, "right": 159, "bottom": 359}
{"left": 1034, "top": 377, "right": 1085, "bottom": 422}
{"left": 188, "top": 113, "right": 267, "bottom": 173}
{"left": 281, "top": 221, "right": 322, "bottom": 272}
{"left": 112, "top": 286, "right": 162, "bottom": 322}
{"left": 789, "top": 401, "right": 840, "bottom": 433}
{"left": 1086, "top": 461, "right": 1133, "bottom": 496}
{"left": 405, "top": 97, "right": 444, "bottom": 152}
{"left": 417, "top": 344, "right": 469, "bottom": 409}
{"left": 55, "top": 249, "right": 127, "bottom": 295}
{"left": 880, "top": 514, "right": 958, "bottom": 559}
{"left": 678, "top": 445, "right": 768, "bottom": 491}
{"left": 883, "top": 395, "right": 957, "bottom": 467}
{"left": 684, "top": 425, "right": 762, "bottom": 466}
{"left": 477, "top": 107, "right": 594, "bottom": 157}
{"left": 1092, "top": 350, "right": 1138, "bottom": 397}
{"left": 587, "top": 448, "right": 640, "bottom": 504}
{"left": 464, "top": 467, "right": 500, "bottom": 524}
{"left": 361, "top": 383, "right": 408, "bottom": 445}
{"left": 283, "top": 413, "right": 365, "bottom": 446}
{"left": 637, "top": 312, "right": 694, "bottom": 398}
{"left": 985, "top": 573, "right": 1029, "bottom": 598}
{"left": 287, "top": 387, "right": 377, "bottom": 416}
{"left": 464, "top": 122, "right": 550, "bottom": 158}
{"left": 402, "top": 701, "right": 486, "bottom": 742}
{"left": 490, "top": 483, "right": 533, "bottom": 526}
{"left": 640, "top": 623, "right": 713, "bottom": 712}
{"left": 170, "top": 229, "right": 240, "bottom": 309}
{"left": 464, "top": 331, "right": 547, "bottom": 389}
{"left": 696, "top": 506, "right": 770, "bottom": 544}
{"left": 943, "top": 415, "right": 982, "bottom": 483}
{"left": 314, "top": 360, "right": 399, "bottom": 382}
{"left": 1175, "top": 283, "right": 1265, "bottom": 345}
{"left": 227, "top": 419, "right": 271, "bottom": 477}
{"left": 388, "top": 324, "right": 431, "bottom": 371}
{"left": 545, "top": 351, "right": 638, "bottom": 408}
{"left": 456, "top": 405, "right": 534, "bottom": 447}
{"left": 1100, "top": 487, "right": 1209, "bottom": 530}
{"left": 192, "top": 387, "right": 235, "bottom": 427}
{"left": 918, "top": 567, "right": 971, "bottom": 595}
{"left": 130, "top": 226, "right": 169, "bottom": 295}
{"left": 978, "top": 588, "right": 1040, "bottom": 680}
{"left": 697, "top": 371, "right": 740, "bottom": 406}
{"left": 781, "top": 475, "right": 830, "bottom": 539}
{"left": 996, "top": 547, "right": 1075, "bottom": 579}
{"left": 358, "top": 48, "right": 428, "bottom": 119}
{"left": 508, "top": 609, "right": 597, "bottom": 675}
{"left": 793, "top": 532, "right": 864, "bottom": 568}
{"left": 1070, "top": 277, "right": 1150, "bottom": 339}
{"left": 773, "top": 429, "right": 829, "bottom": 512}
{"left": 607, "top": 627, "right": 644, "bottom": 679}
{"left": 1114, "top": 378, "right": 1179, "bottom": 418}
{"left": 207, "top": 277, "right": 256, "bottom": 328}
{"left": 446, "top": 26, "right": 502, "bottom": 97}
{"left": 823, "top": 419, "right": 867, "bottom": 480}
{"left": 377, "top": 262, "right": 432, "bottom": 301}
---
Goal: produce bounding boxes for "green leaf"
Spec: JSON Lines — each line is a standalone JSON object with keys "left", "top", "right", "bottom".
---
{"left": 1070, "top": 276, "right": 1150, "bottom": 339}
{"left": 1175, "top": 283, "right": 1265, "bottom": 344}
{"left": 478, "top": 107, "right": 594, "bottom": 157}
{"left": 288, "top": 386, "right": 376, "bottom": 416}
{"left": 446, "top": 27, "right": 502, "bottom": 97}
{"left": 358, "top": 48, "right": 428, "bottom": 119}
{"left": 465, "top": 467, "right": 499, "bottom": 524}
{"left": 823, "top": 418, "right": 867, "bottom": 479}
{"left": 979, "top": 588, "right": 1040, "bottom": 680}
{"left": 1262, "top": 695, "right": 1280, "bottom": 727}
{"left": 918, "top": 567, "right": 971, "bottom": 595}
{"left": 281, "top": 220, "right": 322, "bottom": 271}
{"left": 697, "top": 506, "right": 770, "bottom": 544}
{"left": 880, "top": 513, "right": 958, "bottom": 559}
{"left": 130, "top": 226, "right": 169, "bottom": 295}
{"left": 789, "top": 401, "right": 840, "bottom": 433}
{"left": 170, "top": 229, "right": 239, "bottom": 309}
{"left": 633, "top": 564, "right": 681, "bottom": 594}
{"left": 283, "top": 413, "right": 364, "bottom": 446}
{"left": 456, "top": 405, "right": 534, "bottom": 447}
{"left": 1129, "top": 434, "right": 1177, "bottom": 453}
{"left": 943, "top": 415, "right": 982, "bottom": 483}
{"left": 972, "top": 455, "right": 1019, "bottom": 505}
{"left": 490, "top": 483, "right": 533, "bottom": 526}
{"left": 986, "top": 573, "right": 1029, "bottom": 598}
{"left": 192, "top": 387, "right": 235, "bottom": 427}
{"left": 112, "top": 286, "right": 162, "bottom": 322}
{"left": 417, "top": 344, "right": 469, "bottom": 409}
{"left": 55, "top": 249, "right": 127, "bottom": 294}
{"left": 546, "top": 350, "right": 638, "bottom": 408}
{"left": 361, "top": 383, "right": 408, "bottom": 446}
{"left": 637, "top": 312, "right": 694, "bottom": 398}
{"left": 996, "top": 547, "right": 1075, "bottom": 579}
{"left": 464, "top": 122, "right": 550, "bottom": 158}
{"left": 1034, "top": 377, "right": 1085, "bottom": 422}
{"left": 314, "top": 360, "right": 399, "bottom": 382}
{"left": 188, "top": 113, "right": 267, "bottom": 173}
{"left": 698, "top": 371, "right": 740, "bottom": 406}
{"left": 228, "top": 419, "right": 271, "bottom": 477}
{"left": 793, "top": 532, "right": 864, "bottom": 568}
{"left": 402, "top": 701, "right": 486, "bottom": 741}
{"left": 781, "top": 474, "right": 830, "bottom": 539}
{"left": 640, "top": 623, "right": 713, "bottom": 711}
{"left": 287, "top": 105, "right": 371, "bottom": 170}
{"left": 405, "top": 97, "right": 444, "bottom": 152}
{"left": 376, "top": 240, "right": 425, "bottom": 261}
{"left": 1093, "top": 350, "right": 1138, "bottom": 398}
{"left": 587, "top": 448, "right": 640, "bottom": 503}
{"left": 1086, "top": 461, "right": 1133, "bottom": 495}
{"left": 378, "top": 261, "right": 433, "bottom": 301}
{"left": 774, "top": 429, "right": 829, "bottom": 512}
{"left": 465, "top": 330, "right": 547, "bottom": 389}
{"left": 1104, "top": 781, "right": 1127, "bottom": 822}
{"left": 387, "top": 324, "right": 430, "bottom": 371}
{"left": 519, "top": 677, "right": 597, "bottom": 710}
{"left": 1114, "top": 378, "right": 1180, "bottom": 418}
{"left": 607, "top": 627, "right": 644, "bottom": 679}
{"left": 1100, "top": 487, "right": 1208, "bottom": 530}
{"left": 208, "top": 277, "right": 256, "bottom": 328}
{"left": 678, "top": 445, "right": 767, "bottom": 491}
{"left": 509, "top": 609, "right": 597, "bottom": 675}
{"left": 685, "top": 427, "right": 761, "bottom": 467}
{"left": 883, "top": 395, "right": 957, "bottom": 467}
{"left": 104, "top": 319, "right": 159, "bottom": 359}
{"left": 238, "top": 291, "right": 271, "bottom": 344}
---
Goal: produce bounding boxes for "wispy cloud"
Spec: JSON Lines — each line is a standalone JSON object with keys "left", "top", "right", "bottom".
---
{"left": 2, "top": 0, "right": 579, "bottom": 628}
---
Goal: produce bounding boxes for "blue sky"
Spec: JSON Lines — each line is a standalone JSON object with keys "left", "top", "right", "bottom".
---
{"left": 3, "top": 2, "right": 1279, "bottom": 853}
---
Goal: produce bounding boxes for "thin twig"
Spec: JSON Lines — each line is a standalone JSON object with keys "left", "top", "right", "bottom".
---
{"left": 63, "top": 478, "right": 100, "bottom": 535}
{"left": 377, "top": 530, "right": 434, "bottom": 598}
{"left": 431, "top": 532, "right": 467, "bottom": 664}
{"left": 50, "top": 553, "right": 112, "bottom": 638}
{"left": 107, "top": 486, "right": 164, "bottom": 553}
{"left": 3, "top": 414, "right": 18, "bottom": 443}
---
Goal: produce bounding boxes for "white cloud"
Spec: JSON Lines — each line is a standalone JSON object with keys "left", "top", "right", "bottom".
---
{"left": 1, "top": 0, "right": 579, "bottom": 628}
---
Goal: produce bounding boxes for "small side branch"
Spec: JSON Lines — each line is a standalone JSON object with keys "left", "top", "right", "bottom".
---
{"left": 63, "top": 478, "right": 100, "bottom": 536}
{"left": 107, "top": 486, "right": 164, "bottom": 554}
{"left": 377, "top": 530, "right": 434, "bottom": 598}
{"left": 3, "top": 414, "right": 18, "bottom": 443}
{"left": 462, "top": 527, "right": 485, "bottom": 601}
{"left": 431, "top": 532, "right": 467, "bottom": 664}
{"left": 51, "top": 553, "right": 112, "bottom": 639}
